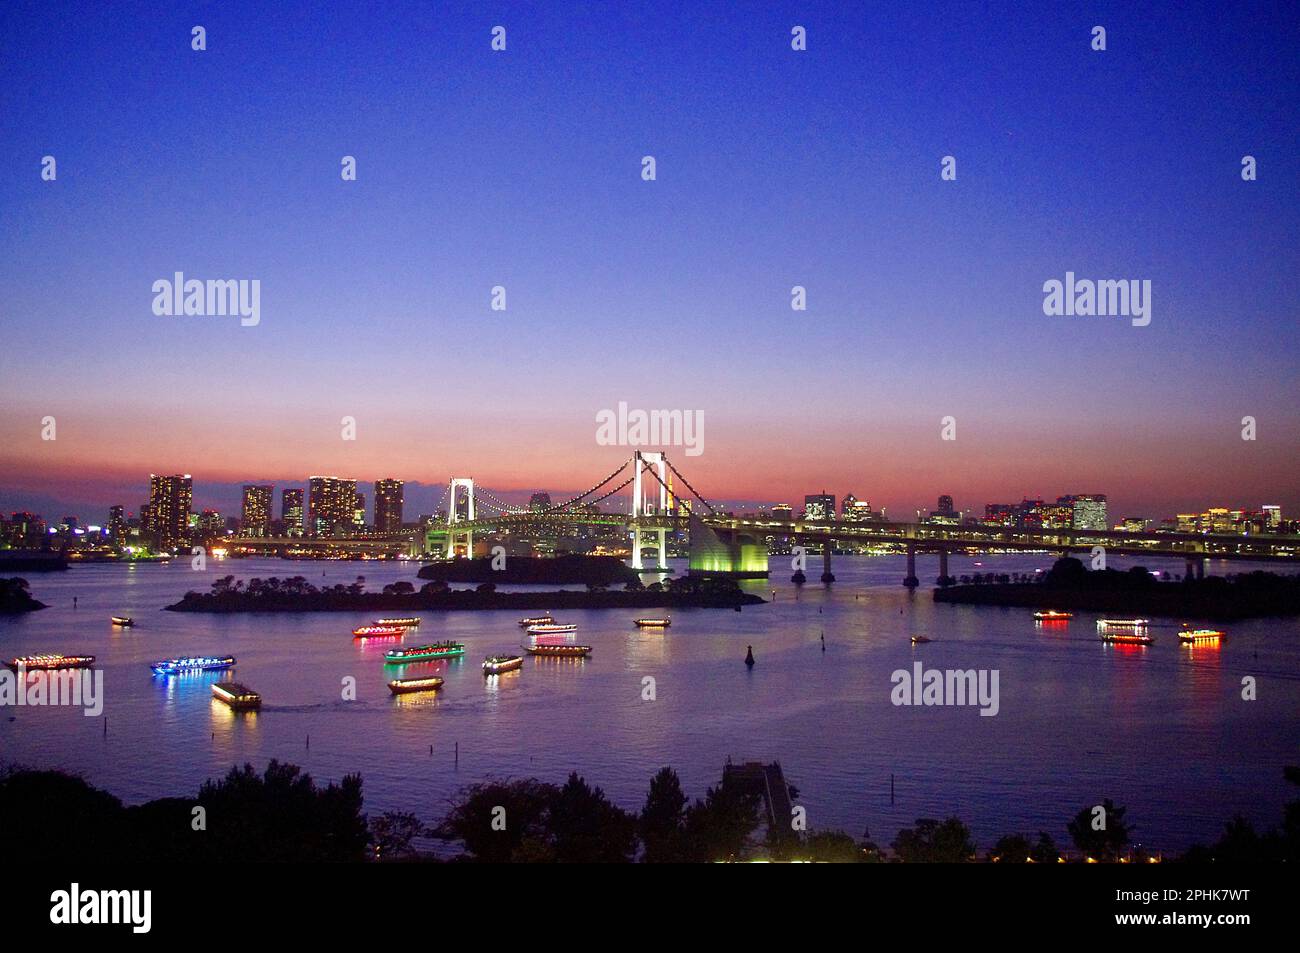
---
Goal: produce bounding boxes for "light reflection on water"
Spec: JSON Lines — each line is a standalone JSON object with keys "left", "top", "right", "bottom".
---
{"left": 1, "top": 554, "right": 1297, "bottom": 851}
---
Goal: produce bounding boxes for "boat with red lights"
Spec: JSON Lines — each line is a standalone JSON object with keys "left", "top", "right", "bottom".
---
{"left": 375, "top": 617, "right": 421, "bottom": 627}
{"left": 6, "top": 653, "right": 95, "bottom": 671}
{"left": 1100, "top": 631, "right": 1153, "bottom": 645}
{"left": 385, "top": 641, "right": 465, "bottom": 663}
{"left": 518, "top": 615, "right": 555, "bottom": 627}
{"left": 388, "top": 675, "right": 444, "bottom": 695}
{"left": 634, "top": 617, "right": 671, "bottom": 628}
{"left": 1032, "top": 610, "right": 1072, "bottom": 621}
{"left": 525, "top": 643, "right": 591, "bottom": 658}
{"left": 483, "top": 654, "right": 524, "bottom": 675}
{"left": 1097, "top": 618, "right": 1150, "bottom": 630}
{"left": 353, "top": 624, "right": 405, "bottom": 639}
{"left": 1179, "top": 628, "right": 1225, "bottom": 643}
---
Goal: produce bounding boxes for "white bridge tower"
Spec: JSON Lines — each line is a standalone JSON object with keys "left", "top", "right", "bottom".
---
{"left": 446, "top": 477, "right": 476, "bottom": 558}
{"left": 630, "top": 451, "right": 669, "bottom": 570}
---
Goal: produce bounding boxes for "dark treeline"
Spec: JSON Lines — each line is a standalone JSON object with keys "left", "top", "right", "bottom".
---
{"left": 0, "top": 577, "right": 46, "bottom": 614}
{"left": 2, "top": 761, "right": 1297, "bottom": 863}
{"left": 935, "top": 557, "right": 1300, "bottom": 619}
{"left": 165, "top": 573, "right": 762, "bottom": 612}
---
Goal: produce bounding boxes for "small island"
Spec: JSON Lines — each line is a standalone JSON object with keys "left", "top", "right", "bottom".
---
{"left": 0, "top": 577, "right": 48, "bottom": 614}
{"left": 934, "top": 557, "right": 1300, "bottom": 620}
{"left": 166, "top": 573, "right": 763, "bottom": 613}
{"left": 417, "top": 554, "right": 640, "bottom": 586}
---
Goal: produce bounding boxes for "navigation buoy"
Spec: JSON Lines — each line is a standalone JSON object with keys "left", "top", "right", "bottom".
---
{"left": 745, "top": 645, "right": 755, "bottom": 668}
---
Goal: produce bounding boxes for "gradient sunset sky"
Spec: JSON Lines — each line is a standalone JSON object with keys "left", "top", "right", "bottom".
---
{"left": 1, "top": 0, "right": 1297, "bottom": 523}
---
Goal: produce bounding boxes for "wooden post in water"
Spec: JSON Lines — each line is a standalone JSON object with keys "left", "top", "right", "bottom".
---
{"left": 455, "top": 741, "right": 459, "bottom": 767}
{"left": 890, "top": 773, "right": 895, "bottom": 804}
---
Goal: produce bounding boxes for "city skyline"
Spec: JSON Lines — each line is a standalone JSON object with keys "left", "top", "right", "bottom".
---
{"left": 1, "top": 0, "right": 1297, "bottom": 526}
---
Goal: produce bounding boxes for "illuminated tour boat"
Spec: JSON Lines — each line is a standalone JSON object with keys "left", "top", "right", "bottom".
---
{"left": 110, "top": 616, "right": 134, "bottom": 627}
{"left": 1100, "top": 630, "right": 1154, "bottom": 645}
{"left": 525, "top": 643, "right": 592, "bottom": 658}
{"left": 387, "top": 675, "right": 445, "bottom": 695}
{"left": 375, "top": 617, "right": 421, "bottom": 627}
{"left": 1179, "top": 628, "right": 1225, "bottom": 643}
{"left": 211, "top": 681, "right": 261, "bottom": 711}
{"left": 910, "top": 635, "right": 932, "bottom": 644}
{"left": 151, "top": 655, "right": 236, "bottom": 676}
{"left": 526, "top": 623, "right": 578, "bottom": 636}
{"left": 1032, "top": 610, "right": 1072, "bottom": 621}
{"left": 634, "top": 618, "right": 671, "bottom": 628}
{"left": 353, "top": 624, "right": 406, "bottom": 639}
{"left": 6, "top": 653, "right": 95, "bottom": 671}
{"left": 518, "top": 615, "right": 555, "bottom": 627}
{"left": 1097, "top": 619, "right": 1150, "bottom": 630}
{"left": 482, "top": 654, "right": 524, "bottom": 675}
{"left": 384, "top": 641, "right": 465, "bottom": 664}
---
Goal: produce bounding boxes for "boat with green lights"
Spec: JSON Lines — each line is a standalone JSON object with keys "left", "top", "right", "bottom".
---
{"left": 384, "top": 641, "right": 465, "bottom": 664}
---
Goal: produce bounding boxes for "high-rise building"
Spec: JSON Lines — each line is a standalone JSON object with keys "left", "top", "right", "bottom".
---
{"left": 529, "top": 492, "right": 552, "bottom": 512}
{"left": 281, "top": 489, "right": 305, "bottom": 536}
{"left": 148, "top": 474, "right": 192, "bottom": 550}
{"left": 1262, "top": 505, "right": 1282, "bottom": 530}
{"left": 198, "top": 509, "right": 224, "bottom": 535}
{"left": 308, "top": 476, "right": 358, "bottom": 536}
{"left": 771, "top": 503, "right": 793, "bottom": 521}
{"left": 843, "top": 499, "right": 876, "bottom": 521}
{"left": 374, "top": 479, "right": 404, "bottom": 533}
{"left": 1120, "top": 517, "right": 1150, "bottom": 532}
{"left": 936, "top": 495, "right": 954, "bottom": 517}
{"left": 1061, "top": 494, "right": 1108, "bottom": 531}
{"left": 241, "top": 484, "right": 274, "bottom": 536}
{"left": 804, "top": 492, "right": 836, "bottom": 521}
{"left": 353, "top": 492, "right": 366, "bottom": 529}
{"left": 107, "top": 505, "right": 126, "bottom": 544}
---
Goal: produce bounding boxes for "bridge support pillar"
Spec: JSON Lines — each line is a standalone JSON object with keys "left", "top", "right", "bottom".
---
{"left": 631, "top": 527, "right": 644, "bottom": 570}
{"left": 903, "top": 545, "right": 919, "bottom": 588}
{"left": 656, "top": 527, "right": 667, "bottom": 570}
{"left": 937, "top": 548, "right": 951, "bottom": 587}
{"left": 820, "top": 545, "right": 835, "bottom": 584}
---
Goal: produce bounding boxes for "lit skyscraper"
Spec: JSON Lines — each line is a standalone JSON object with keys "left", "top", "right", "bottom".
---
{"left": 374, "top": 479, "right": 405, "bottom": 533}
{"left": 281, "top": 488, "right": 305, "bottom": 536}
{"left": 241, "top": 484, "right": 274, "bottom": 536}
{"left": 107, "top": 505, "right": 125, "bottom": 544}
{"left": 1063, "top": 494, "right": 1108, "bottom": 531}
{"left": 148, "top": 474, "right": 192, "bottom": 550}
{"left": 804, "top": 492, "right": 836, "bottom": 521}
{"left": 308, "top": 476, "right": 358, "bottom": 536}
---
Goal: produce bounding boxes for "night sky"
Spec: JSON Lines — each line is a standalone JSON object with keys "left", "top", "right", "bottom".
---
{"left": 1, "top": 0, "right": 1297, "bottom": 522}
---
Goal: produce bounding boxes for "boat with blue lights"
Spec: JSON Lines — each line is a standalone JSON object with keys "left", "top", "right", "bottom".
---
{"left": 151, "top": 655, "right": 236, "bottom": 676}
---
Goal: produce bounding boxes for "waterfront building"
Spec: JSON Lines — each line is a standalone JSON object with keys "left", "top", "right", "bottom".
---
{"left": 374, "top": 479, "right": 404, "bottom": 533}
{"left": 308, "top": 476, "right": 358, "bottom": 536}
{"left": 804, "top": 492, "right": 835, "bottom": 521}
{"left": 241, "top": 484, "right": 274, "bottom": 536}
{"left": 148, "top": 474, "right": 192, "bottom": 550}
{"left": 281, "top": 488, "right": 305, "bottom": 536}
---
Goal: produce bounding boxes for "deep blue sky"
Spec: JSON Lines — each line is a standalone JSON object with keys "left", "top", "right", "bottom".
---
{"left": 1, "top": 0, "right": 1297, "bottom": 521}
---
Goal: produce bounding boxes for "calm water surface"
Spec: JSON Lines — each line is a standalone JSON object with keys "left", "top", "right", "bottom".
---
{"left": 3, "top": 554, "right": 1298, "bottom": 851}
